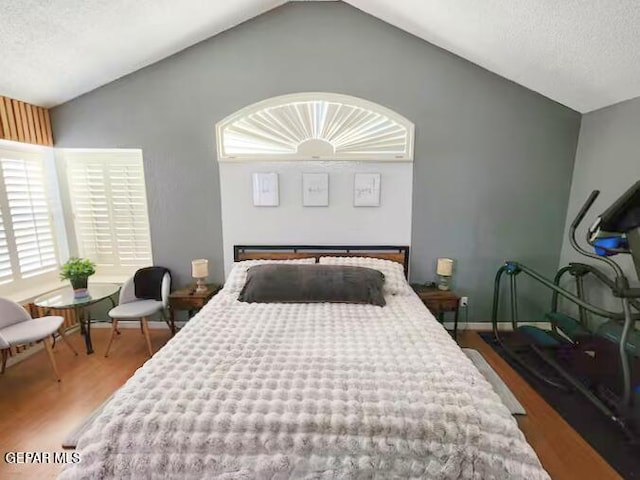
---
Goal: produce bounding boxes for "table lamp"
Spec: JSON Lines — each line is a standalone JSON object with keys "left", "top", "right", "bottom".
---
{"left": 436, "top": 258, "right": 454, "bottom": 291}
{"left": 191, "top": 259, "right": 209, "bottom": 293}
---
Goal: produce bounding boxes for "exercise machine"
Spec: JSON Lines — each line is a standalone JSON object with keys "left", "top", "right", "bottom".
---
{"left": 492, "top": 180, "right": 640, "bottom": 436}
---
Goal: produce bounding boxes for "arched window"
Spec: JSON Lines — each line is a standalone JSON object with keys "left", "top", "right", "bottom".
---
{"left": 216, "top": 93, "right": 414, "bottom": 161}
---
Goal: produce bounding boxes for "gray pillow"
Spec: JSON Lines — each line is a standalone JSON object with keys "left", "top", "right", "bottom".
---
{"left": 238, "top": 264, "right": 386, "bottom": 306}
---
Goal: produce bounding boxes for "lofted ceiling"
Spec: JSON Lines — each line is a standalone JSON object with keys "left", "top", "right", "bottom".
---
{"left": 1, "top": 0, "right": 639, "bottom": 112}
{"left": 0, "top": 0, "right": 286, "bottom": 108}
{"left": 347, "top": 0, "right": 640, "bottom": 113}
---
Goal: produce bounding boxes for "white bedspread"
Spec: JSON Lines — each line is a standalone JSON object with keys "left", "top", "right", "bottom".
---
{"left": 60, "top": 288, "right": 549, "bottom": 479}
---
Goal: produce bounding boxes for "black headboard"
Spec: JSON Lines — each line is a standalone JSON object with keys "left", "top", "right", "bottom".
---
{"left": 233, "top": 245, "right": 410, "bottom": 278}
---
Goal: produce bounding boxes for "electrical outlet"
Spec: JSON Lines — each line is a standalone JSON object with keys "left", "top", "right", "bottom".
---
{"left": 460, "top": 296, "right": 468, "bottom": 307}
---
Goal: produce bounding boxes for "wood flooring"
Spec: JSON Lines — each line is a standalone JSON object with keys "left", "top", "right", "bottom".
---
{"left": 0, "top": 328, "right": 171, "bottom": 479}
{"left": 459, "top": 330, "right": 621, "bottom": 480}
{"left": 0, "top": 329, "right": 622, "bottom": 479}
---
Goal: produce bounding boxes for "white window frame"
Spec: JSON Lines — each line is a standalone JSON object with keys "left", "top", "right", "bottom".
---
{"left": 59, "top": 148, "right": 153, "bottom": 277}
{"left": 0, "top": 141, "right": 63, "bottom": 296}
{"left": 216, "top": 92, "right": 415, "bottom": 162}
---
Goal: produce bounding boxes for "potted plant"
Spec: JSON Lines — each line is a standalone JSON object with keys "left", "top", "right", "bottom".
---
{"left": 60, "top": 257, "right": 96, "bottom": 298}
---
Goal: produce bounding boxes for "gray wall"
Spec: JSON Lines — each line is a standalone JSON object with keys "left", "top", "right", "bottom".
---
{"left": 558, "top": 97, "right": 640, "bottom": 327}
{"left": 51, "top": 2, "right": 581, "bottom": 321}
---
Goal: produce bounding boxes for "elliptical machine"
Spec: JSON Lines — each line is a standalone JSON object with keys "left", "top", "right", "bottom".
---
{"left": 492, "top": 180, "right": 640, "bottom": 436}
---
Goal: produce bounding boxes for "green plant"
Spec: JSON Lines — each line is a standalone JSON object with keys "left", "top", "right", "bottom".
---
{"left": 60, "top": 257, "right": 96, "bottom": 281}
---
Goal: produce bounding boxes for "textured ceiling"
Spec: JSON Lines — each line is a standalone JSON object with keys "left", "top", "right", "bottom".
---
{"left": 0, "top": 0, "right": 285, "bottom": 107}
{"left": 346, "top": 0, "right": 640, "bottom": 113}
{"left": 1, "top": 0, "right": 639, "bottom": 112}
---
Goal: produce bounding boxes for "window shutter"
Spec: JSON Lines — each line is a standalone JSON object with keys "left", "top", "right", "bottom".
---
{"left": 109, "top": 160, "right": 152, "bottom": 266}
{"left": 216, "top": 93, "right": 415, "bottom": 161}
{"left": 65, "top": 150, "right": 152, "bottom": 273}
{"left": 0, "top": 209, "right": 13, "bottom": 284}
{"left": 0, "top": 157, "right": 57, "bottom": 278}
{"left": 67, "top": 159, "right": 113, "bottom": 265}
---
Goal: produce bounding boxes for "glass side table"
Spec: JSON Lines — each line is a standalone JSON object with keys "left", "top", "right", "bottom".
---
{"left": 34, "top": 283, "right": 121, "bottom": 355}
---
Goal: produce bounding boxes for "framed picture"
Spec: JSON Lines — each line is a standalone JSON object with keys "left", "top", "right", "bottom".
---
{"left": 252, "top": 173, "right": 279, "bottom": 206}
{"left": 302, "top": 173, "right": 329, "bottom": 206}
{"left": 354, "top": 173, "right": 381, "bottom": 207}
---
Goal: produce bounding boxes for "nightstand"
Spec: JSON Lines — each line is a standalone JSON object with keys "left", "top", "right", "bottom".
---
{"left": 168, "top": 284, "right": 221, "bottom": 335}
{"left": 411, "top": 284, "right": 460, "bottom": 340}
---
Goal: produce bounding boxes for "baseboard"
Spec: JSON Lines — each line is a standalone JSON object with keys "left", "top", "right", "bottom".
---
{"left": 442, "top": 321, "right": 551, "bottom": 331}
{"left": 91, "top": 320, "right": 175, "bottom": 330}
{"left": 6, "top": 343, "right": 45, "bottom": 369}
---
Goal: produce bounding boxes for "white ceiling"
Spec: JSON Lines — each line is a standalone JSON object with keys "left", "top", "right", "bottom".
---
{"left": 0, "top": 0, "right": 286, "bottom": 108}
{"left": 347, "top": 0, "right": 640, "bottom": 113}
{"left": 1, "top": 0, "right": 639, "bottom": 112}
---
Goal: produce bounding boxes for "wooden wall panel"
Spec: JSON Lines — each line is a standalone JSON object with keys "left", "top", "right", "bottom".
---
{"left": 12, "top": 100, "right": 24, "bottom": 142}
{"left": 0, "top": 96, "right": 53, "bottom": 146}
{"left": 32, "top": 105, "right": 42, "bottom": 144}
{"left": 19, "top": 102, "right": 29, "bottom": 143}
{"left": 4, "top": 98, "right": 17, "bottom": 140}
{"left": 43, "top": 108, "right": 52, "bottom": 144}
{"left": 25, "top": 103, "right": 36, "bottom": 143}
{"left": 0, "top": 100, "right": 9, "bottom": 138}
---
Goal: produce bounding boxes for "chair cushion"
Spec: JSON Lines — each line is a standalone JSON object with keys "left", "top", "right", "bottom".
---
{"left": 0, "top": 316, "right": 63, "bottom": 346}
{"left": 109, "top": 300, "right": 163, "bottom": 319}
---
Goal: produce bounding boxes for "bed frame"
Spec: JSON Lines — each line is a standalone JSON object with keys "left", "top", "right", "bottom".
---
{"left": 233, "top": 245, "right": 410, "bottom": 278}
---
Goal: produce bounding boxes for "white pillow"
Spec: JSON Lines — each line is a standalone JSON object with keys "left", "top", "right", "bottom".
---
{"left": 225, "top": 258, "right": 316, "bottom": 293}
{"left": 318, "top": 256, "right": 409, "bottom": 295}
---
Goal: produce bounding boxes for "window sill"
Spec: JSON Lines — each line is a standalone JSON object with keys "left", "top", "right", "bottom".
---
{"left": 6, "top": 275, "right": 129, "bottom": 305}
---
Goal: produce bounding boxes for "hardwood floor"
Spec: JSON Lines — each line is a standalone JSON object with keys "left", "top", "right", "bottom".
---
{"left": 0, "top": 328, "right": 171, "bottom": 479}
{"left": 0, "top": 329, "right": 621, "bottom": 479}
{"left": 459, "top": 330, "right": 621, "bottom": 480}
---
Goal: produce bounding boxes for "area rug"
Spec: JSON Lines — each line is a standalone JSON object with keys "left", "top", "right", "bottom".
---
{"left": 463, "top": 348, "right": 526, "bottom": 415}
{"left": 480, "top": 331, "right": 640, "bottom": 479}
{"left": 62, "top": 393, "right": 114, "bottom": 449}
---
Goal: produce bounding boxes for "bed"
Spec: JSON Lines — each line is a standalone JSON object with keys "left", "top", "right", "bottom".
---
{"left": 59, "top": 246, "right": 549, "bottom": 479}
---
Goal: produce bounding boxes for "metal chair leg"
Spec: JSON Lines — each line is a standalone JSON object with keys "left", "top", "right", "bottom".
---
{"left": 104, "top": 319, "right": 119, "bottom": 357}
{"left": 43, "top": 336, "right": 60, "bottom": 381}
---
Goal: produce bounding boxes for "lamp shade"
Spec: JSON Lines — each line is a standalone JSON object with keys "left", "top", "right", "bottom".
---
{"left": 192, "top": 259, "right": 209, "bottom": 278}
{"left": 436, "top": 258, "right": 453, "bottom": 276}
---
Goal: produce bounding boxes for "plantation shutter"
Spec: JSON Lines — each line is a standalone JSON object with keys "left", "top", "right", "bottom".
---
{"left": 66, "top": 159, "right": 112, "bottom": 264}
{"left": 0, "top": 209, "right": 13, "bottom": 284}
{"left": 2, "top": 158, "right": 57, "bottom": 278}
{"left": 65, "top": 150, "right": 152, "bottom": 273}
{"left": 0, "top": 148, "right": 58, "bottom": 294}
{"left": 109, "top": 160, "right": 152, "bottom": 266}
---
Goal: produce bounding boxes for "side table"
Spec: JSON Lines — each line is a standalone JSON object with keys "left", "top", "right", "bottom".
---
{"left": 411, "top": 284, "right": 461, "bottom": 340}
{"left": 168, "top": 284, "right": 221, "bottom": 335}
